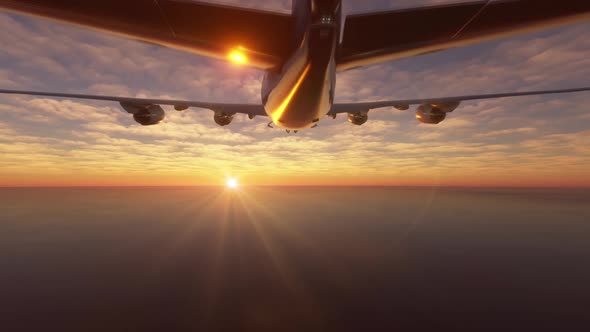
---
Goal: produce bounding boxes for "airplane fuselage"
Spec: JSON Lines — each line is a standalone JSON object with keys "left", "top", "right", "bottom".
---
{"left": 261, "top": 0, "right": 341, "bottom": 129}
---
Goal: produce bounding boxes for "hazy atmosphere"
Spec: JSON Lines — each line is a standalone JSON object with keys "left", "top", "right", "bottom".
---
{"left": 0, "top": 0, "right": 589, "bottom": 187}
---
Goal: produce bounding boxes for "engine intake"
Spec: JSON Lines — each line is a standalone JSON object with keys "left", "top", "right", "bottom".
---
{"left": 415, "top": 101, "right": 460, "bottom": 124}
{"left": 214, "top": 111, "right": 234, "bottom": 126}
{"left": 348, "top": 111, "right": 368, "bottom": 126}
{"left": 120, "top": 102, "right": 165, "bottom": 126}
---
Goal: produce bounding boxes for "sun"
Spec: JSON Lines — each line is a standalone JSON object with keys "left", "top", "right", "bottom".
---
{"left": 226, "top": 177, "right": 239, "bottom": 189}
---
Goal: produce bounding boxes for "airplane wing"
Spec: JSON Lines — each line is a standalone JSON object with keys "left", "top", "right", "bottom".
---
{"left": 329, "top": 87, "right": 590, "bottom": 115}
{"left": 337, "top": 0, "right": 590, "bottom": 71}
{"left": 0, "top": 0, "right": 294, "bottom": 70}
{"left": 0, "top": 88, "right": 267, "bottom": 118}
{"left": 2, "top": 87, "right": 590, "bottom": 122}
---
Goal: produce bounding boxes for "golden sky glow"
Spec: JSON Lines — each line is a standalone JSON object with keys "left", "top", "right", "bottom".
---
{"left": 0, "top": 3, "right": 589, "bottom": 187}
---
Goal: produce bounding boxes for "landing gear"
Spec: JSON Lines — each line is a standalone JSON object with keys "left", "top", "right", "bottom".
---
{"left": 266, "top": 121, "right": 302, "bottom": 133}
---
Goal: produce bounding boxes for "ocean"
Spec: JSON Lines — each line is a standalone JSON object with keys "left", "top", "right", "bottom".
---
{"left": 1, "top": 187, "right": 589, "bottom": 331}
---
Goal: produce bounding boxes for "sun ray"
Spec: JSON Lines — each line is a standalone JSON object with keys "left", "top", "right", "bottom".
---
{"left": 148, "top": 189, "right": 225, "bottom": 272}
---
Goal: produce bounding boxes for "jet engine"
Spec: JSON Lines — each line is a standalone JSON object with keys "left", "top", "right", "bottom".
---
{"left": 348, "top": 111, "right": 368, "bottom": 125}
{"left": 416, "top": 106, "right": 446, "bottom": 124}
{"left": 415, "top": 101, "right": 460, "bottom": 124}
{"left": 214, "top": 111, "right": 234, "bottom": 126}
{"left": 120, "top": 102, "right": 165, "bottom": 126}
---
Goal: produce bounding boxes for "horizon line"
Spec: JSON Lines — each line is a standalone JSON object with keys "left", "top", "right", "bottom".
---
{"left": 1, "top": 184, "right": 589, "bottom": 189}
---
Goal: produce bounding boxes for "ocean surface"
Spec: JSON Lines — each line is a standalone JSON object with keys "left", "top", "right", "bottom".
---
{"left": 1, "top": 187, "right": 589, "bottom": 331}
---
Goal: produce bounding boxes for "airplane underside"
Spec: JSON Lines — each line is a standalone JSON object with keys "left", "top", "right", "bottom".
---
{"left": 264, "top": 17, "right": 338, "bottom": 130}
{"left": 0, "top": 0, "right": 589, "bottom": 131}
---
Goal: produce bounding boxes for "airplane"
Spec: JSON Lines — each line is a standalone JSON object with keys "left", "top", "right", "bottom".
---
{"left": 1, "top": 0, "right": 590, "bottom": 132}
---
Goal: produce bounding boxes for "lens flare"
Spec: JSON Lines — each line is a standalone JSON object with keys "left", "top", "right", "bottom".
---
{"left": 228, "top": 48, "right": 248, "bottom": 64}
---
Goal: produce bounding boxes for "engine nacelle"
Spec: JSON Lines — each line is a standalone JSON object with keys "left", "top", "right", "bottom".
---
{"left": 430, "top": 101, "right": 460, "bottom": 113}
{"left": 415, "top": 101, "right": 461, "bottom": 124}
{"left": 120, "top": 102, "right": 165, "bottom": 126}
{"left": 348, "top": 111, "right": 368, "bottom": 126}
{"left": 214, "top": 112, "right": 234, "bottom": 126}
{"left": 416, "top": 107, "right": 447, "bottom": 124}
{"left": 133, "top": 105, "right": 165, "bottom": 126}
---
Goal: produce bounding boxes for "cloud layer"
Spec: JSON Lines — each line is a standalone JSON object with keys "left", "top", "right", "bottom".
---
{"left": 0, "top": 1, "right": 589, "bottom": 186}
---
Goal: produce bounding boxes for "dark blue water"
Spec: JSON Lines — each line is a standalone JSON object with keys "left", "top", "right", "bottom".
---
{"left": 1, "top": 187, "right": 589, "bottom": 331}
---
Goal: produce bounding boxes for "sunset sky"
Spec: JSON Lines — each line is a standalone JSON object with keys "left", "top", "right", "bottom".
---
{"left": 0, "top": 0, "right": 589, "bottom": 187}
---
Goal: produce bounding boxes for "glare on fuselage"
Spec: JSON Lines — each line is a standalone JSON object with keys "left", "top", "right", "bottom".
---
{"left": 270, "top": 64, "right": 312, "bottom": 124}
